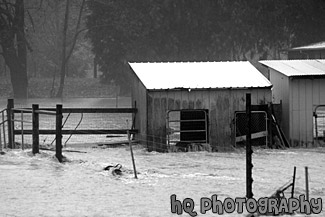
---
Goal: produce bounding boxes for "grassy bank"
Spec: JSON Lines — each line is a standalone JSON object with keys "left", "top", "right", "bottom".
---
{"left": 0, "top": 77, "right": 118, "bottom": 98}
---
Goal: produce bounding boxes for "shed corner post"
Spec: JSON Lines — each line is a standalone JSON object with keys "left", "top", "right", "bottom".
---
{"left": 7, "top": 99, "right": 14, "bottom": 149}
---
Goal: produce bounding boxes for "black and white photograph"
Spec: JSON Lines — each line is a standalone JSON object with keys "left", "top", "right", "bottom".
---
{"left": 0, "top": 0, "right": 324, "bottom": 216}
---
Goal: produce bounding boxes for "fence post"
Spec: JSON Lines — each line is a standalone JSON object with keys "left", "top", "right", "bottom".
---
{"left": 246, "top": 93, "right": 254, "bottom": 199}
{"left": 21, "top": 111, "right": 24, "bottom": 150}
{"left": 127, "top": 130, "right": 138, "bottom": 179}
{"left": 268, "top": 103, "right": 273, "bottom": 148}
{"left": 7, "top": 99, "right": 14, "bottom": 149}
{"left": 32, "top": 104, "right": 39, "bottom": 154}
{"left": 56, "top": 104, "right": 63, "bottom": 163}
{"left": 2, "top": 112, "right": 6, "bottom": 149}
{"left": 0, "top": 118, "right": 2, "bottom": 153}
{"left": 305, "top": 167, "right": 309, "bottom": 201}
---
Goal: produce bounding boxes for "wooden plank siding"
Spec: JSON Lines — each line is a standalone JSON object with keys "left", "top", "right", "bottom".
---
{"left": 146, "top": 88, "right": 271, "bottom": 151}
{"left": 130, "top": 69, "right": 148, "bottom": 149}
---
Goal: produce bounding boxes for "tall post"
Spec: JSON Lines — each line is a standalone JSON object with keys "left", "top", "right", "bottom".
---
{"left": 291, "top": 166, "right": 296, "bottom": 198}
{"left": 2, "top": 112, "right": 6, "bottom": 149}
{"left": 7, "top": 99, "right": 14, "bottom": 148}
{"left": 305, "top": 167, "right": 309, "bottom": 201}
{"left": 246, "top": 93, "right": 254, "bottom": 199}
{"left": 21, "top": 111, "right": 24, "bottom": 150}
{"left": 128, "top": 130, "right": 138, "bottom": 179}
{"left": 56, "top": 104, "right": 63, "bottom": 163}
{"left": 268, "top": 103, "right": 273, "bottom": 148}
{"left": 32, "top": 104, "right": 39, "bottom": 154}
{"left": 0, "top": 118, "right": 2, "bottom": 153}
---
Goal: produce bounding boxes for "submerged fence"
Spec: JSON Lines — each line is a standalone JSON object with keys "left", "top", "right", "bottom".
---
{"left": 0, "top": 99, "right": 138, "bottom": 161}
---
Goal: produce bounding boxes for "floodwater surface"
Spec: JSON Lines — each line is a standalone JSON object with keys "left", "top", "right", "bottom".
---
{"left": 0, "top": 147, "right": 324, "bottom": 217}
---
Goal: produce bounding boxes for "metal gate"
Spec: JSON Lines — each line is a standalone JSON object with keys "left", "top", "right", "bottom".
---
{"left": 235, "top": 111, "right": 268, "bottom": 147}
{"left": 313, "top": 105, "right": 325, "bottom": 145}
{"left": 166, "top": 109, "right": 208, "bottom": 147}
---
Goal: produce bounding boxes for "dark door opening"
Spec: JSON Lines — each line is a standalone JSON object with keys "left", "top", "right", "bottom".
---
{"left": 166, "top": 109, "right": 209, "bottom": 147}
{"left": 180, "top": 110, "right": 208, "bottom": 143}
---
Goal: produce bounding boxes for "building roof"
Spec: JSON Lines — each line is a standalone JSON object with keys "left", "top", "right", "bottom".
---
{"left": 259, "top": 59, "right": 325, "bottom": 77}
{"left": 289, "top": 41, "right": 325, "bottom": 51}
{"left": 129, "top": 61, "right": 272, "bottom": 90}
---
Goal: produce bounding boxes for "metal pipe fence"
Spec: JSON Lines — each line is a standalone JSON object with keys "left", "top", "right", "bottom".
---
{"left": 313, "top": 105, "right": 325, "bottom": 145}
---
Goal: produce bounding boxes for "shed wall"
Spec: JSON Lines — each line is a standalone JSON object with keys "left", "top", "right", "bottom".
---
{"left": 147, "top": 88, "right": 271, "bottom": 151}
{"left": 269, "top": 69, "right": 290, "bottom": 140}
{"left": 289, "top": 78, "right": 325, "bottom": 146}
{"left": 130, "top": 72, "right": 148, "bottom": 146}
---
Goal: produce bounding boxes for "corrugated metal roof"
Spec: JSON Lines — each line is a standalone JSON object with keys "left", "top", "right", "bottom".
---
{"left": 129, "top": 61, "right": 272, "bottom": 90}
{"left": 290, "top": 41, "right": 325, "bottom": 51}
{"left": 260, "top": 59, "right": 325, "bottom": 77}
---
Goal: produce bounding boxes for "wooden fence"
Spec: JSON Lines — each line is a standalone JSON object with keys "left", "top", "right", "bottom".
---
{"left": 4, "top": 99, "right": 138, "bottom": 162}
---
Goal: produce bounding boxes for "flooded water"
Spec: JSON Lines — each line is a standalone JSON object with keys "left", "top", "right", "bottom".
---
{"left": 0, "top": 147, "right": 324, "bottom": 217}
{"left": 0, "top": 98, "right": 324, "bottom": 216}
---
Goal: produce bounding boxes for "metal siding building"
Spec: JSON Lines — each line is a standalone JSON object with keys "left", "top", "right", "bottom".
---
{"left": 288, "top": 41, "right": 325, "bottom": 59}
{"left": 260, "top": 59, "right": 325, "bottom": 147}
{"left": 129, "top": 61, "right": 272, "bottom": 152}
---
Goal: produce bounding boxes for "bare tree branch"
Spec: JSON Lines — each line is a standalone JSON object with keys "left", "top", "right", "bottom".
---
{"left": 65, "top": 0, "right": 85, "bottom": 63}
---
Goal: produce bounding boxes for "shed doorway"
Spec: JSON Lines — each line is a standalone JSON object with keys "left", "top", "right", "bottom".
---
{"left": 235, "top": 111, "right": 268, "bottom": 147}
{"left": 167, "top": 110, "right": 209, "bottom": 148}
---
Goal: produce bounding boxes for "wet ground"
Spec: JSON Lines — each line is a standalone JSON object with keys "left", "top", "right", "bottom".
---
{"left": 0, "top": 146, "right": 324, "bottom": 217}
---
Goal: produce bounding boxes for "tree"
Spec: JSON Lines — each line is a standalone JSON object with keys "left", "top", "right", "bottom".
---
{"left": 0, "top": 0, "right": 29, "bottom": 98}
{"left": 86, "top": 0, "right": 325, "bottom": 95}
{"left": 56, "top": 0, "right": 85, "bottom": 98}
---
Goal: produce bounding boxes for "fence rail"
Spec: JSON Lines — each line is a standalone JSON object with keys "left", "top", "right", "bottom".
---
{"left": 2, "top": 99, "right": 138, "bottom": 162}
{"left": 13, "top": 129, "right": 138, "bottom": 135}
{"left": 12, "top": 108, "right": 137, "bottom": 114}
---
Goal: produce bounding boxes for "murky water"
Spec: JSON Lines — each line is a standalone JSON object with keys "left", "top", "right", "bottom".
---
{"left": 0, "top": 99, "right": 324, "bottom": 216}
{"left": 0, "top": 147, "right": 324, "bottom": 217}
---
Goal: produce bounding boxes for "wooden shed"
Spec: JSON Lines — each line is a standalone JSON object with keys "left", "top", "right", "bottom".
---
{"left": 129, "top": 61, "right": 272, "bottom": 152}
{"left": 260, "top": 59, "right": 325, "bottom": 147}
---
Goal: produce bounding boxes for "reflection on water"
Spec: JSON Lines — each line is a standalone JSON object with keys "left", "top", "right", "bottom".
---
{"left": 0, "top": 147, "right": 324, "bottom": 217}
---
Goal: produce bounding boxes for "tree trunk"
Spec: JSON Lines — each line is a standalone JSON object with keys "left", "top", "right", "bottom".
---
{"left": 56, "top": 0, "right": 85, "bottom": 97}
{"left": 56, "top": 0, "right": 70, "bottom": 98}
{"left": 1, "top": 0, "right": 28, "bottom": 99}
{"left": 16, "top": 0, "right": 28, "bottom": 98}
{"left": 3, "top": 44, "right": 28, "bottom": 98}
{"left": 94, "top": 55, "right": 98, "bottom": 78}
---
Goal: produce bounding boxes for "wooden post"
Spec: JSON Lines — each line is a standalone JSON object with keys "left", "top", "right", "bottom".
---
{"left": 2, "top": 112, "right": 6, "bottom": 149}
{"left": 305, "top": 167, "right": 309, "bottom": 201}
{"left": 246, "top": 93, "right": 254, "bottom": 199}
{"left": 0, "top": 119, "right": 2, "bottom": 153}
{"left": 56, "top": 104, "right": 63, "bottom": 163}
{"left": 291, "top": 166, "right": 296, "bottom": 198}
{"left": 7, "top": 99, "right": 14, "bottom": 149}
{"left": 32, "top": 104, "right": 39, "bottom": 154}
{"left": 268, "top": 103, "right": 273, "bottom": 148}
{"left": 128, "top": 130, "right": 138, "bottom": 179}
{"left": 21, "top": 111, "right": 24, "bottom": 150}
